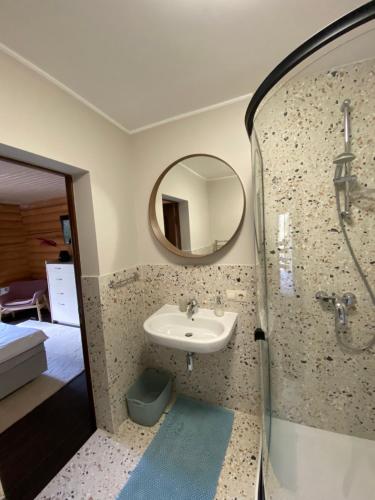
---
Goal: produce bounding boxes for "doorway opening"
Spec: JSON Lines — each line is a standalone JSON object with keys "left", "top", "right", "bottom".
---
{"left": 162, "top": 195, "right": 191, "bottom": 251}
{"left": 0, "top": 156, "right": 96, "bottom": 500}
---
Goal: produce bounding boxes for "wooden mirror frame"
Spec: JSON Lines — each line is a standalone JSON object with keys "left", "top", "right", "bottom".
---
{"left": 149, "top": 153, "right": 246, "bottom": 258}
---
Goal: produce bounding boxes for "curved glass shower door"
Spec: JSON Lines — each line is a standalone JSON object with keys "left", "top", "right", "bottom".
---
{"left": 252, "top": 20, "right": 375, "bottom": 500}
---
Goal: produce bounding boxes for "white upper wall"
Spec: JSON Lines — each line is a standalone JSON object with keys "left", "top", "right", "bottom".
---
{"left": 0, "top": 50, "right": 138, "bottom": 276}
{"left": 132, "top": 98, "right": 254, "bottom": 265}
{"left": 0, "top": 50, "right": 253, "bottom": 271}
{"left": 207, "top": 176, "right": 244, "bottom": 244}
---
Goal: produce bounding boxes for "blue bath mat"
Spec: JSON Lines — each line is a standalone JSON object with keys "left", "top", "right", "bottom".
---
{"left": 117, "top": 395, "right": 234, "bottom": 500}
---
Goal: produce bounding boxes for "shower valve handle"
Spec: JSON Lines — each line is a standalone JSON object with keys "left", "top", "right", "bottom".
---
{"left": 315, "top": 291, "right": 336, "bottom": 303}
{"left": 315, "top": 291, "right": 356, "bottom": 307}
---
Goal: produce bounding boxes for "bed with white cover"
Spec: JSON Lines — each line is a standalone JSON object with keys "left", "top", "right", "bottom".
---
{"left": 0, "top": 322, "right": 48, "bottom": 399}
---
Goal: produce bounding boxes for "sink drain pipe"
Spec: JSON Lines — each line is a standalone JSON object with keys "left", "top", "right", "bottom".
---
{"left": 186, "top": 352, "right": 194, "bottom": 372}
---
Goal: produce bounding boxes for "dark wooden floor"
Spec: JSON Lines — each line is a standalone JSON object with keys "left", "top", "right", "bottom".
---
{"left": 0, "top": 372, "right": 96, "bottom": 500}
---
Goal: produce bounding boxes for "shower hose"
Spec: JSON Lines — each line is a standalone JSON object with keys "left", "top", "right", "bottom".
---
{"left": 334, "top": 164, "right": 375, "bottom": 353}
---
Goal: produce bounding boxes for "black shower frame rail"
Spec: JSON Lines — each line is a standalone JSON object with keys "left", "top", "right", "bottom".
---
{"left": 245, "top": 1, "right": 375, "bottom": 137}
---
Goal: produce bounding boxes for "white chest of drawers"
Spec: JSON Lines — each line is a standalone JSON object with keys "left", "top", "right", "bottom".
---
{"left": 46, "top": 262, "right": 80, "bottom": 327}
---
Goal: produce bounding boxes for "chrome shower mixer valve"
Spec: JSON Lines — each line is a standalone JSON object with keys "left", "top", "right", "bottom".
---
{"left": 315, "top": 291, "right": 357, "bottom": 329}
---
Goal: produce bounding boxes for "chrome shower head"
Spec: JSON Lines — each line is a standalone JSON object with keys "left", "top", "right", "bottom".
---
{"left": 333, "top": 152, "right": 355, "bottom": 164}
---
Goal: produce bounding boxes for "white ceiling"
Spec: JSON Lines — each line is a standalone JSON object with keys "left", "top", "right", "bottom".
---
{"left": 0, "top": 160, "right": 66, "bottom": 205}
{"left": 0, "top": 0, "right": 366, "bottom": 132}
{"left": 182, "top": 156, "right": 235, "bottom": 180}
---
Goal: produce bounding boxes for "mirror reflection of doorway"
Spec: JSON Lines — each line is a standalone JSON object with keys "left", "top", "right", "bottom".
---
{"left": 153, "top": 155, "right": 245, "bottom": 257}
{"left": 162, "top": 198, "right": 182, "bottom": 249}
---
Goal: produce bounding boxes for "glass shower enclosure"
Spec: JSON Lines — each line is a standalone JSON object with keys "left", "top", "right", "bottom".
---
{"left": 248, "top": 5, "right": 375, "bottom": 499}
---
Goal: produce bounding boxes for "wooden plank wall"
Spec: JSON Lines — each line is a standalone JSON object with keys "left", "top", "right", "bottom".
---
{"left": 0, "top": 203, "right": 31, "bottom": 287}
{"left": 21, "top": 197, "right": 71, "bottom": 280}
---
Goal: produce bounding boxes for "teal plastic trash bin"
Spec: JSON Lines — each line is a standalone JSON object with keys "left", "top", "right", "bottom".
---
{"left": 126, "top": 368, "right": 172, "bottom": 426}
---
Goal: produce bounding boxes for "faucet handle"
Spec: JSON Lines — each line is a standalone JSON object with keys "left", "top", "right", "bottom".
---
{"left": 186, "top": 298, "right": 199, "bottom": 317}
{"left": 315, "top": 291, "right": 336, "bottom": 302}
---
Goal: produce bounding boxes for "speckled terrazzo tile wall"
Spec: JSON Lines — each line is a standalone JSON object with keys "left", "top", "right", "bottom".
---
{"left": 142, "top": 264, "right": 259, "bottom": 414}
{"left": 82, "top": 263, "right": 259, "bottom": 431}
{"left": 81, "top": 276, "right": 113, "bottom": 431}
{"left": 82, "top": 266, "right": 146, "bottom": 433}
{"left": 254, "top": 59, "right": 375, "bottom": 439}
{"left": 98, "top": 267, "right": 146, "bottom": 431}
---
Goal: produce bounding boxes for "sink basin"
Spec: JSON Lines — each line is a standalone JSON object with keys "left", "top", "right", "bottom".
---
{"left": 143, "top": 304, "right": 238, "bottom": 353}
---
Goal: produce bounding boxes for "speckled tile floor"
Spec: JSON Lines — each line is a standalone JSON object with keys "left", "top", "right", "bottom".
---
{"left": 36, "top": 409, "right": 260, "bottom": 500}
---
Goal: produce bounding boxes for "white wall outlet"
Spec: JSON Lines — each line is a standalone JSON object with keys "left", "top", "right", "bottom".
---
{"left": 226, "top": 289, "right": 247, "bottom": 302}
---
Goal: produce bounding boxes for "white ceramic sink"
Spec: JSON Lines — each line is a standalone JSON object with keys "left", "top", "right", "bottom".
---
{"left": 143, "top": 304, "right": 238, "bottom": 353}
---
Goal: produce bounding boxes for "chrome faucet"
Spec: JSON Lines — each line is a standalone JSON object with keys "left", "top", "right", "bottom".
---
{"left": 315, "top": 291, "right": 356, "bottom": 329}
{"left": 186, "top": 298, "right": 199, "bottom": 318}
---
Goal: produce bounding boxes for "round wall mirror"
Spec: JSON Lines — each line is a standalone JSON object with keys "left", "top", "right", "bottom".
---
{"left": 149, "top": 154, "right": 245, "bottom": 258}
